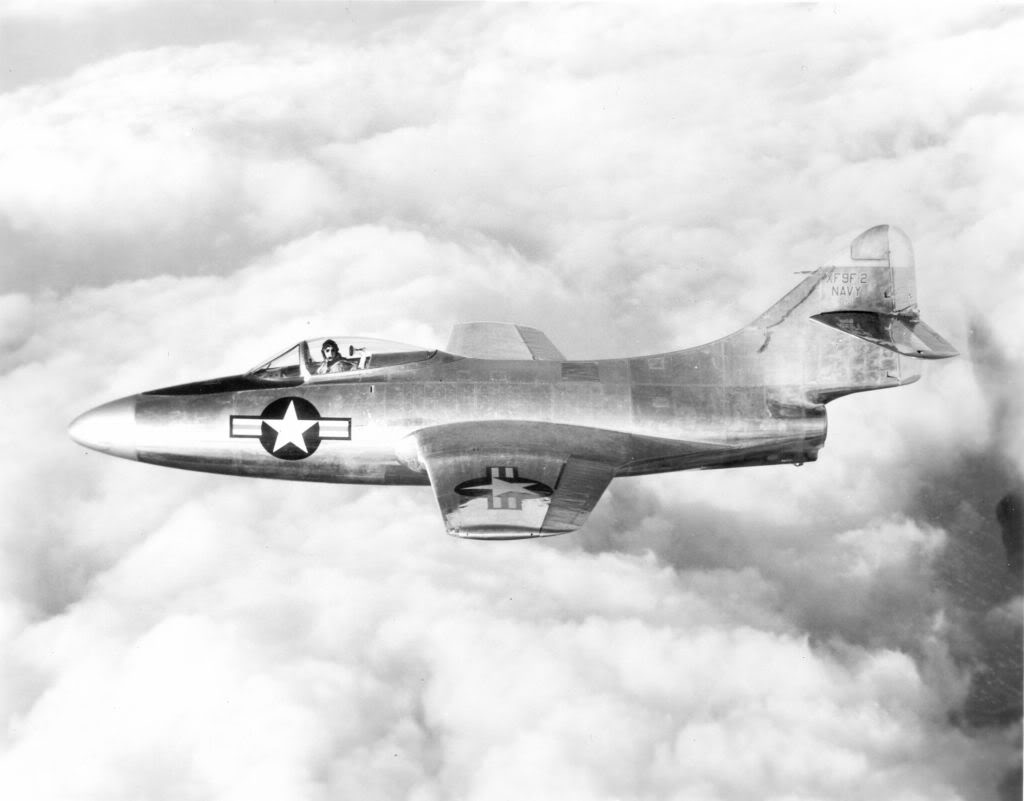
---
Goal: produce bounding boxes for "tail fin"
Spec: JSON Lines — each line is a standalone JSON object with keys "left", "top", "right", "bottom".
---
{"left": 748, "top": 225, "right": 957, "bottom": 403}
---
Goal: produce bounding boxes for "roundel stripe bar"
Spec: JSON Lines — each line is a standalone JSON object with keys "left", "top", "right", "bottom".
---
{"left": 230, "top": 418, "right": 263, "bottom": 436}
{"left": 317, "top": 419, "right": 352, "bottom": 438}
{"left": 230, "top": 396, "right": 350, "bottom": 461}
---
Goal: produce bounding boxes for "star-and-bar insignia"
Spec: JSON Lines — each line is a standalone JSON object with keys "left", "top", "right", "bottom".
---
{"left": 230, "top": 397, "right": 350, "bottom": 460}
{"left": 454, "top": 466, "right": 553, "bottom": 511}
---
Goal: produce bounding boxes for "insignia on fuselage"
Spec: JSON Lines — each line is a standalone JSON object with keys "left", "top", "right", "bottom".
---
{"left": 230, "top": 397, "right": 351, "bottom": 460}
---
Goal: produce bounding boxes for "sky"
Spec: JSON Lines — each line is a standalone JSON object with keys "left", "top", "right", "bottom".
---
{"left": 0, "top": 3, "right": 1022, "bottom": 800}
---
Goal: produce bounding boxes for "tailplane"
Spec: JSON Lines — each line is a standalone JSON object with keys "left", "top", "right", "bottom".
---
{"left": 811, "top": 311, "right": 958, "bottom": 360}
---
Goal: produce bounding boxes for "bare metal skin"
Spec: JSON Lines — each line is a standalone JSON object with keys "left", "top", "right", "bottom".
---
{"left": 69, "top": 225, "right": 956, "bottom": 539}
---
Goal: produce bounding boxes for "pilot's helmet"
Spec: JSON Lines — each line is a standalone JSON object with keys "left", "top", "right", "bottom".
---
{"left": 321, "top": 339, "right": 340, "bottom": 357}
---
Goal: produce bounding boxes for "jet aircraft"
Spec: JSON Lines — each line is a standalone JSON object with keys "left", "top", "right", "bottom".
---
{"left": 69, "top": 225, "right": 957, "bottom": 539}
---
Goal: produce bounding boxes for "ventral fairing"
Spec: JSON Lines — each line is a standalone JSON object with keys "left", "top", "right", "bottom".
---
{"left": 70, "top": 225, "right": 956, "bottom": 539}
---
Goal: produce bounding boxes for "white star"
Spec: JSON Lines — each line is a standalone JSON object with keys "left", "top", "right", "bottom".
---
{"left": 490, "top": 477, "right": 533, "bottom": 498}
{"left": 479, "top": 471, "right": 545, "bottom": 499}
{"left": 264, "top": 400, "right": 317, "bottom": 453}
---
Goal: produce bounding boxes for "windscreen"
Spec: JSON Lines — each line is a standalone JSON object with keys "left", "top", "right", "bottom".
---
{"left": 248, "top": 344, "right": 302, "bottom": 380}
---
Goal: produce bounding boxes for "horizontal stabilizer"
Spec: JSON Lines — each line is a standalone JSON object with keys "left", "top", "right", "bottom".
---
{"left": 813, "top": 311, "right": 958, "bottom": 359}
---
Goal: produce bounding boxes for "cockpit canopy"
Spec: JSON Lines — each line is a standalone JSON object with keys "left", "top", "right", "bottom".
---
{"left": 248, "top": 337, "right": 434, "bottom": 381}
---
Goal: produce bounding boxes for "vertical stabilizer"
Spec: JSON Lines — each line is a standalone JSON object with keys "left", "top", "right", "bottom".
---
{"left": 752, "top": 225, "right": 956, "bottom": 360}
{"left": 738, "top": 225, "right": 956, "bottom": 403}
{"left": 822, "top": 223, "right": 917, "bottom": 314}
{"left": 754, "top": 224, "right": 917, "bottom": 327}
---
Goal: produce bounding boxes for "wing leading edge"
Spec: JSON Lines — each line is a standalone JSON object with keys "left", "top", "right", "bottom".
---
{"left": 446, "top": 322, "right": 565, "bottom": 361}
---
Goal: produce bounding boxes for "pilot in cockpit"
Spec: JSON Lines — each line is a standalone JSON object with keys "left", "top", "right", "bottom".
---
{"left": 316, "top": 339, "right": 352, "bottom": 374}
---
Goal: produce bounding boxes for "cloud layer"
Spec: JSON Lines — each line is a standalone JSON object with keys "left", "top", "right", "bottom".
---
{"left": 1, "top": 5, "right": 1021, "bottom": 800}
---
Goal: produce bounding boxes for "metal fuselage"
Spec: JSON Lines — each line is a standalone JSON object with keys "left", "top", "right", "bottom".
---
{"left": 68, "top": 225, "right": 958, "bottom": 538}
{"left": 131, "top": 344, "right": 828, "bottom": 485}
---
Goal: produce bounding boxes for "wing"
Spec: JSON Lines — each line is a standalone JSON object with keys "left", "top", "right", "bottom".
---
{"left": 446, "top": 322, "right": 565, "bottom": 361}
{"left": 412, "top": 422, "right": 620, "bottom": 538}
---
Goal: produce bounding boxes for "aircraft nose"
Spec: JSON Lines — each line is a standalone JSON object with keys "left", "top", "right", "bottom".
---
{"left": 68, "top": 396, "right": 138, "bottom": 461}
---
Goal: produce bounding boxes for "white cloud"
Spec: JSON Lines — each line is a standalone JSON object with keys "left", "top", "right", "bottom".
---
{"left": 0, "top": 498, "right": 1010, "bottom": 800}
{"left": 0, "top": 0, "right": 142, "bottom": 20}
